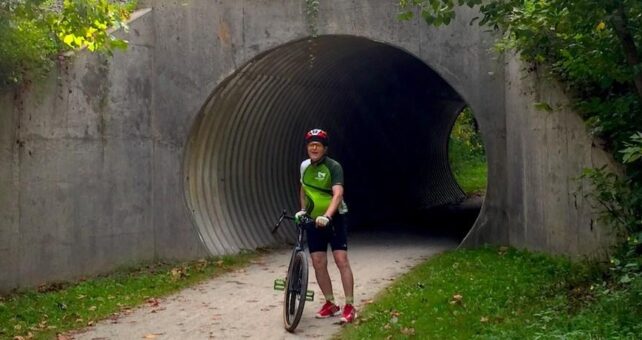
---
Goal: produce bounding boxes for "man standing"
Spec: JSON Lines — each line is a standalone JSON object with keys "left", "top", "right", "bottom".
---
{"left": 295, "top": 129, "right": 357, "bottom": 323}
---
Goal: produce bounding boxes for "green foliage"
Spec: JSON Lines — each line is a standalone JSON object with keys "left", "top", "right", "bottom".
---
{"left": 0, "top": 0, "right": 135, "bottom": 90}
{"left": 621, "top": 131, "right": 642, "bottom": 164}
{"left": 580, "top": 131, "right": 642, "bottom": 285}
{"left": 0, "top": 0, "right": 58, "bottom": 88}
{"left": 450, "top": 107, "right": 484, "bottom": 157}
{"left": 340, "top": 247, "right": 642, "bottom": 339}
{"left": 398, "top": 0, "right": 482, "bottom": 26}
{"left": 53, "top": 0, "right": 132, "bottom": 52}
{"left": 0, "top": 252, "right": 258, "bottom": 339}
{"left": 580, "top": 168, "right": 641, "bottom": 238}
{"left": 449, "top": 107, "right": 487, "bottom": 195}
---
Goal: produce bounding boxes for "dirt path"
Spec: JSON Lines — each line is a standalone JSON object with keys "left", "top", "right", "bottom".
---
{"left": 69, "top": 232, "right": 456, "bottom": 339}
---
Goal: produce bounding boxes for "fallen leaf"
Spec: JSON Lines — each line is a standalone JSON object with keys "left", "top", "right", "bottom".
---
{"left": 147, "top": 298, "right": 160, "bottom": 307}
{"left": 170, "top": 267, "right": 186, "bottom": 280}
{"left": 401, "top": 327, "right": 415, "bottom": 335}
{"left": 143, "top": 334, "right": 157, "bottom": 339}
{"left": 450, "top": 294, "right": 464, "bottom": 305}
{"left": 480, "top": 316, "right": 489, "bottom": 323}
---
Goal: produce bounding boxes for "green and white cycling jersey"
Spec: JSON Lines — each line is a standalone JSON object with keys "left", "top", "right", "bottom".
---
{"left": 300, "top": 156, "right": 348, "bottom": 218}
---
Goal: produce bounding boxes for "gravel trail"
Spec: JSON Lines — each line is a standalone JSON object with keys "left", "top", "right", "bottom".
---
{"left": 69, "top": 232, "right": 456, "bottom": 339}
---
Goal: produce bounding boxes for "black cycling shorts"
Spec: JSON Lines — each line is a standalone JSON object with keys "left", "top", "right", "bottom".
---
{"left": 306, "top": 214, "right": 348, "bottom": 253}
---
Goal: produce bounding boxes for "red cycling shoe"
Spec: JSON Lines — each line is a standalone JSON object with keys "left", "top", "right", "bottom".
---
{"left": 340, "top": 304, "right": 357, "bottom": 323}
{"left": 315, "top": 301, "right": 340, "bottom": 318}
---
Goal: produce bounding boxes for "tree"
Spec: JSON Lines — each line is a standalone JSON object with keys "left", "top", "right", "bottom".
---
{"left": 0, "top": 0, "right": 134, "bottom": 89}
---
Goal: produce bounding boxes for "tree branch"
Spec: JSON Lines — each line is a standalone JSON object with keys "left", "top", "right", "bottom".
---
{"left": 611, "top": 4, "right": 642, "bottom": 99}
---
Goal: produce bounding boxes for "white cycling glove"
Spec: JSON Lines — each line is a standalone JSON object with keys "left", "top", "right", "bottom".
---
{"left": 294, "top": 210, "right": 307, "bottom": 224}
{"left": 315, "top": 215, "right": 330, "bottom": 228}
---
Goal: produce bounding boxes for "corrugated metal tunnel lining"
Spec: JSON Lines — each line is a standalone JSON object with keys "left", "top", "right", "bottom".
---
{"left": 184, "top": 35, "right": 467, "bottom": 255}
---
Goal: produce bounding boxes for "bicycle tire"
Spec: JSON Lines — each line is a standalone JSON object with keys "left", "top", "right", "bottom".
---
{"left": 283, "top": 250, "right": 308, "bottom": 332}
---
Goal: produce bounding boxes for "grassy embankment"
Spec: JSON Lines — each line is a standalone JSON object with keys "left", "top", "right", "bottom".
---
{"left": 340, "top": 247, "right": 642, "bottom": 339}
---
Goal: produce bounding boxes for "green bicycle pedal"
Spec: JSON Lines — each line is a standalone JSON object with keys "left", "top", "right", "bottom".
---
{"left": 306, "top": 290, "right": 314, "bottom": 301}
{"left": 273, "top": 278, "right": 285, "bottom": 291}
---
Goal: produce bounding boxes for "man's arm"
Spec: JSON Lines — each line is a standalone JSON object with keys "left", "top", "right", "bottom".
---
{"left": 324, "top": 184, "right": 344, "bottom": 218}
{"left": 299, "top": 185, "right": 306, "bottom": 211}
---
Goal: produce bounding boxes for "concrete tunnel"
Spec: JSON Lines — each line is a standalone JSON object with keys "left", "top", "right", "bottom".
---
{"left": 183, "top": 35, "right": 479, "bottom": 255}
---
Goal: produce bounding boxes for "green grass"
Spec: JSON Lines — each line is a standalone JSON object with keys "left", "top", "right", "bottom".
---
{"left": 340, "top": 247, "right": 642, "bottom": 339}
{"left": 0, "top": 251, "right": 259, "bottom": 339}
{"left": 452, "top": 153, "right": 488, "bottom": 196}
{"left": 448, "top": 109, "right": 488, "bottom": 196}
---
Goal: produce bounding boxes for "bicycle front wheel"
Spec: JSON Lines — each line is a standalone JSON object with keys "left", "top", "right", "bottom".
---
{"left": 283, "top": 250, "right": 308, "bottom": 332}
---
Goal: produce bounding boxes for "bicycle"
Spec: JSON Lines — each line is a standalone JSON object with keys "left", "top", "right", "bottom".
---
{"left": 272, "top": 209, "right": 315, "bottom": 332}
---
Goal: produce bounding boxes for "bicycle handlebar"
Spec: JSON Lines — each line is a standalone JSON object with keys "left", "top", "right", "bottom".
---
{"left": 271, "top": 209, "right": 313, "bottom": 234}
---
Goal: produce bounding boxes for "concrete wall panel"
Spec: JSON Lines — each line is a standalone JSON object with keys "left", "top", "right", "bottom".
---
{"left": 475, "top": 55, "right": 616, "bottom": 256}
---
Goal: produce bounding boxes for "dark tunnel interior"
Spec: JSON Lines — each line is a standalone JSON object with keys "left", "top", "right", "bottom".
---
{"left": 184, "top": 35, "right": 482, "bottom": 254}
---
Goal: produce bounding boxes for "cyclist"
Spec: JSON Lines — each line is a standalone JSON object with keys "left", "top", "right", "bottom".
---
{"left": 295, "top": 128, "right": 357, "bottom": 323}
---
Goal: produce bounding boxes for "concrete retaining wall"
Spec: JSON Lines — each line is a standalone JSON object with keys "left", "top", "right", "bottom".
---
{"left": 462, "top": 55, "right": 617, "bottom": 256}
{"left": 0, "top": 9, "right": 206, "bottom": 293}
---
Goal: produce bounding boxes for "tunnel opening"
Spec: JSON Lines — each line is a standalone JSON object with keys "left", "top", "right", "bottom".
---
{"left": 184, "top": 35, "right": 482, "bottom": 255}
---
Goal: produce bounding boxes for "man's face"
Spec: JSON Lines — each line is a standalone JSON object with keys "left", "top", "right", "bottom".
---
{"left": 307, "top": 141, "right": 326, "bottom": 162}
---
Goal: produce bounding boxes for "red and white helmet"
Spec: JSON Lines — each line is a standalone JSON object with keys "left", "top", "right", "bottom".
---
{"left": 305, "top": 129, "right": 329, "bottom": 146}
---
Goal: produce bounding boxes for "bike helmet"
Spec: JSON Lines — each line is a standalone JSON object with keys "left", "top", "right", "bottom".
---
{"left": 305, "top": 129, "right": 329, "bottom": 146}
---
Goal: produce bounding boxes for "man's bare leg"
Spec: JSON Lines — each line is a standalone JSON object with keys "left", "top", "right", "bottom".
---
{"left": 332, "top": 250, "right": 354, "bottom": 303}
{"left": 310, "top": 251, "right": 334, "bottom": 301}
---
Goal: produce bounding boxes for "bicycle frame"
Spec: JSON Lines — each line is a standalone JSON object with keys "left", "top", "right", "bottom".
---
{"left": 272, "top": 209, "right": 314, "bottom": 301}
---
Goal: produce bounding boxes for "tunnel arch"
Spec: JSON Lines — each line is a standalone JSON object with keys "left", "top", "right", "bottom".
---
{"left": 184, "top": 35, "right": 482, "bottom": 255}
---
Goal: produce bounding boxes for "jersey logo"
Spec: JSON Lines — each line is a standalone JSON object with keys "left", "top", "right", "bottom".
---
{"left": 315, "top": 172, "right": 327, "bottom": 181}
